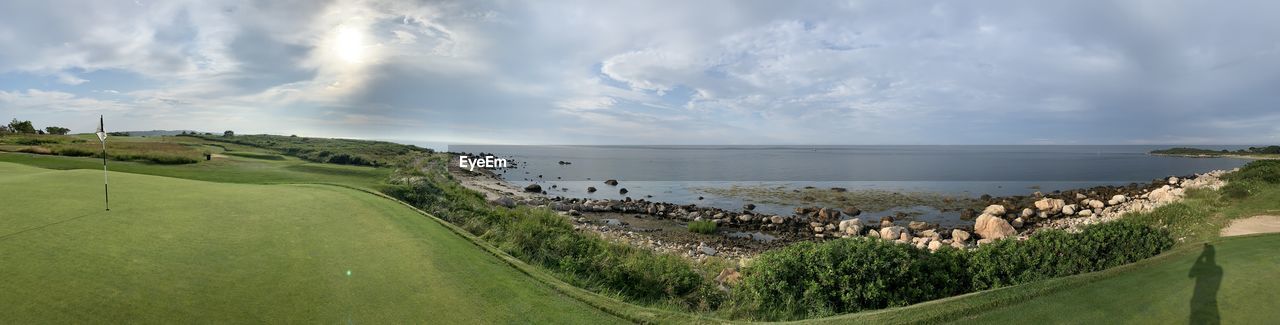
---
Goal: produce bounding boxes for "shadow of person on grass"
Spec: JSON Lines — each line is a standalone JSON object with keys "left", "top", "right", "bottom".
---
{"left": 1188, "top": 243, "right": 1223, "bottom": 325}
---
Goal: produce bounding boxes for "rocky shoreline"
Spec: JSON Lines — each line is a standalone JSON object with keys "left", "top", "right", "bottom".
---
{"left": 449, "top": 153, "right": 1233, "bottom": 261}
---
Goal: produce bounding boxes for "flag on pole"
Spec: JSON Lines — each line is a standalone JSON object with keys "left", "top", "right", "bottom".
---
{"left": 96, "top": 117, "right": 107, "bottom": 142}
{"left": 98, "top": 115, "right": 109, "bottom": 211}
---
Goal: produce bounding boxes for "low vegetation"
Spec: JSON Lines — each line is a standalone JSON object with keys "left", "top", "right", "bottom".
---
{"left": 688, "top": 220, "right": 717, "bottom": 234}
{"left": 383, "top": 154, "right": 726, "bottom": 312}
{"left": 1151, "top": 145, "right": 1280, "bottom": 156}
{"left": 1, "top": 134, "right": 203, "bottom": 164}
{"left": 728, "top": 222, "right": 1172, "bottom": 320}
{"left": 185, "top": 133, "right": 430, "bottom": 167}
{"left": 386, "top": 153, "right": 1188, "bottom": 321}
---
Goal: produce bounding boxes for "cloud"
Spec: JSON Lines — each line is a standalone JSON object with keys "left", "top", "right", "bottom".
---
{"left": 1, "top": 0, "right": 1278, "bottom": 144}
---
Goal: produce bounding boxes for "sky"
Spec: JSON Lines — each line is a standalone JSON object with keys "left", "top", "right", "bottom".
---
{"left": 1, "top": 0, "right": 1278, "bottom": 145}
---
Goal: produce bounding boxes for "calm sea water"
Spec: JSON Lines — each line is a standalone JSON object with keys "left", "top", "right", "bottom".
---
{"left": 449, "top": 145, "right": 1252, "bottom": 225}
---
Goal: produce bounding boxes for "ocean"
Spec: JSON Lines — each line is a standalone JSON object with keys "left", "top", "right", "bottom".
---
{"left": 449, "top": 145, "right": 1252, "bottom": 225}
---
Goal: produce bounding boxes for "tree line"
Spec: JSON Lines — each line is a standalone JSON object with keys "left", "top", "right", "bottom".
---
{"left": 0, "top": 118, "right": 71, "bottom": 135}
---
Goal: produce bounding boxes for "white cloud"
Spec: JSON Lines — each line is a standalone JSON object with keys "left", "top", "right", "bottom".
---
{"left": 2, "top": 0, "right": 1280, "bottom": 144}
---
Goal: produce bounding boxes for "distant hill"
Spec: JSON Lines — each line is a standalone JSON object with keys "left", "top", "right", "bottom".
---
{"left": 117, "top": 130, "right": 204, "bottom": 136}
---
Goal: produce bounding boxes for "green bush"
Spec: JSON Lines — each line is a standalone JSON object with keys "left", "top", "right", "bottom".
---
{"left": 968, "top": 221, "right": 1172, "bottom": 291}
{"left": 732, "top": 221, "right": 1172, "bottom": 321}
{"left": 383, "top": 154, "right": 723, "bottom": 311}
{"left": 731, "top": 238, "right": 970, "bottom": 320}
{"left": 1226, "top": 160, "right": 1280, "bottom": 184}
{"left": 688, "top": 220, "right": 717, "bottom": 234}
{"left": 384, "top": 153, "right": 1176, "bottom": 321}
{"left": 1221, "top": 180, "right": 1260, "bottom": 199}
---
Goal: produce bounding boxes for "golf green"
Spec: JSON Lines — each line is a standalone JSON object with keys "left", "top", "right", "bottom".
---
{"left": 0, "top": 162, "right": 622, "bottom": 323}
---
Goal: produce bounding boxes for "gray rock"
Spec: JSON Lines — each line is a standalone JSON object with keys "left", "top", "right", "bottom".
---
{"left": 488, "top": 196, "right": 516, "bottom": 208}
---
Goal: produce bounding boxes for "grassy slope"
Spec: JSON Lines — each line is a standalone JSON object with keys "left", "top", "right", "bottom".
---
{"left": 956, "top": 234, "right": 1280, "bottom": 324}
{"left": 0, "top": 149, "right": 388, "bottom": 190}
{"left": 5, "top": 141, "right": 1277, "bottom": 324}
{"left": 0, "top": 162, "right": 621, "bottom": 324}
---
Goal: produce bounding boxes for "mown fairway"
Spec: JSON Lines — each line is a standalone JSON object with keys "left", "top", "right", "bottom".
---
{"left": 0, "top": 162, "right": 621, "bottom": 323}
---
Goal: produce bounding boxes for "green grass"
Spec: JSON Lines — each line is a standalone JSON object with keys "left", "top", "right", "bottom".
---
{"left": 0, "top": 134, "right": 204, "bottom": 164}
{"left": 0, "top": 151, "right": 389, "bottom": 190}
{"left": 221, "top": 151, "right": 285, "bottom": 160}
{"left": 185, "top": 134, "right": 429, "bottom": 167}
{"left": 688, "top": 220, "right": 717, "bottom": 234}
{"left": 0, "top": 162, "right": 621, "bottom": 324}
{"left": 953, "top": 234, "right": 1280, "bottom": 324}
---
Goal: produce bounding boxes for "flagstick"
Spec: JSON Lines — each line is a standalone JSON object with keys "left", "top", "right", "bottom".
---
{"left": 100, "top": 115, "right": 109, "bottom": 211}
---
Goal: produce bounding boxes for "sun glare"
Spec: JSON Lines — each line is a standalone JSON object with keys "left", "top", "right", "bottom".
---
{"left": 333, "top": 26, "right": 366, "bottom": 64}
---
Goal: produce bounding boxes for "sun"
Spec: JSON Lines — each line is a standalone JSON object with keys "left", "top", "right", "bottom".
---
{"left": 333, "top": 26, "right": 366, "bottom": 64}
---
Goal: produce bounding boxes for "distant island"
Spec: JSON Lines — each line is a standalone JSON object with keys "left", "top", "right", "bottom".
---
{"left": 1151, "top": 146, "right": 1280, "bottom": 159}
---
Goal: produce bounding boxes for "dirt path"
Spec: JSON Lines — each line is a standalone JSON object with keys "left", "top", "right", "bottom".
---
{"left": 1221, "top": 215, "right": 1280, "bottom": 237}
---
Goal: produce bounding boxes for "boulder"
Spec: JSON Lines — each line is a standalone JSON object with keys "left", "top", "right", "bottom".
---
{"left": 1034, "top": 198, "right": 1066, "bottom": 213}
{"left": 899, "top": 232, "right": 911, "bottom": 242}
{"left": 743, "top": 203, "right": 756, "bottom": 211}
{"left": 982, "top": 204, "right": 1007, "bottom": 216}
{"left": 879, "top": 226, "right": 907, "bottom": 240}
{"left": 770, "top": 215, "right": 785, "bottom": 224}
{"left": 928, "top": 240, "right": 943, "bottom": 252}
{"left": 487, "top": 196, "right": 516, "bottom": 208}
{"left": 1062, "top": 204, "right": 1077, "bottom": 215}
{"left": 951, "top": 229, "right": 971, "bottom": 243}
{"left": 737, "top": 214, "right": 754, "bottom": 222}
{"left": 523, "top": 184, "right": 542, "bottom": 193}
{"left": 1108, "top": 195, "right": 1128, "bottom": 206}
{"left": 586, "top": 186, "right": 597, "bottom": 193}
{"left": 843, "top": 207, "right": 862, "bottom": 216}
{"left": 880, "top": 216, "right": 896, "bottom": 228}
{"left": 1012, "top": 217, "right": 1024, "bottom": 228}
{"left": 1021, "top": 208, "right": 1035, "bottom": 218}
{"left": 1085, "top": 199, "right": 1106, "bottom": 209}
{"left": 604, "top": 179, "right": 619, "bottom": 186}
{"left": 839, "top": 218, "right": 863, "bottom": 234}
{"left": 818, "top": 208, "right": 841, "bottom": 221}
{"left": 908, "top": 221, "right": 930, "bottom": 231}
{"left": 698, "top": 244, "right": 717, "bottom": 256}
{"left": 919, "top": 229, "right": 940, "bottom": 240}
{"left": 974, "top": 214, "right": 1016, "bottom": 240}
{"left": 1078, "top": 209, "right": 1094, "bottom": 217}
{"left": 619, "top": 188, "right": 629, "bottom": 195}
{"left": 1149, "top": 185, "right": 1184, "bottom": 204}
{"left": 1168, "top": 176, "right": 1180, "bottom": 185}
{"left": 1075, "top": 193, "right": 1088, "bottom": 200}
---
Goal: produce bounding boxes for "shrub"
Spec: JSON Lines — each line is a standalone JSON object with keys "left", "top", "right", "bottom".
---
{"left": 732, "top": 238, "right": 971, "bottom": 320}
{"left": 1225, "top": 160, "right": 1280, "bottom": 184}
{"left": 1221, "top": 180, "right": 1260, "bottom": 200}
{"left": 382, "top": 154, "right": 722, "bottom": 311}
{"left": 688, "top": 220, "right": 717, "bottom": 234}
{"left": 968, "top": 221, "right": 1172, "bottom": 290}
{"left": 732, "top": 221, "right": 1171, "bottom": 321}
